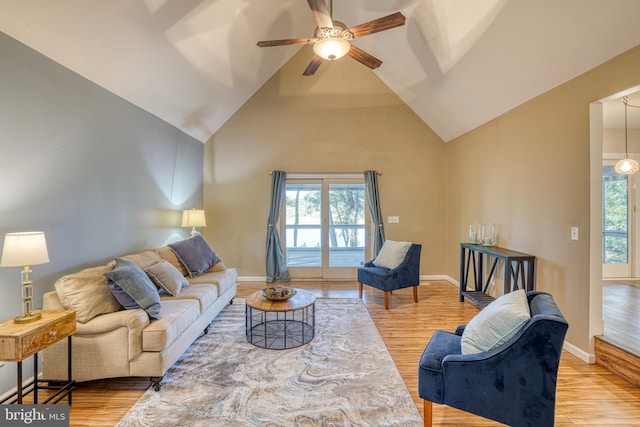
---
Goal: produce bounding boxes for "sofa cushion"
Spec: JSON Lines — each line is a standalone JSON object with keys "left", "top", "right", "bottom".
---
{"left": 160, "top": 284, "right": 218, "bottom": 313}
{"left": 55, "top": 263, "right": 121, "bottom": 323}
{"left": 144, "top": 260, "right": 189, "bottom": 296}
{"left": 104, "top": 258, "right": 161, "bottom": 320}
{"left": 187, "top": 268, "right": 237, "bottom": 296}
{"left": 168, "top": 235, "right": 221, "bottom": 278}
{"left": 461, "top": 289, "right": 531, "bottom": 354}
{"left": 373, "top": 240, "right": 412, "bottom": 269}
{"left": 121, "top": 250, "right": 162, "bottom": 270}
{"left": 142, "top": 299, "right": 200, "bottom": 351}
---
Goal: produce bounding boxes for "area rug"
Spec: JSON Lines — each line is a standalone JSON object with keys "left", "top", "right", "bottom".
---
{"left": 116, "top": 298, "right": 422, "bottom": 426}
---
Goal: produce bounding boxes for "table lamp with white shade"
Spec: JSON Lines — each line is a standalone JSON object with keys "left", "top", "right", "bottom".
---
{"left": 0, "top": 231, "right": 50, "bottom": 323}
{"left": 181, "top": 209, "right": 206, "bottom": 236}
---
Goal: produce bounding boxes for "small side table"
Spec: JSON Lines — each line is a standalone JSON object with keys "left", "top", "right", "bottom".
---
{"left": 0, "top": 310, "right": 76, "bottom": 404}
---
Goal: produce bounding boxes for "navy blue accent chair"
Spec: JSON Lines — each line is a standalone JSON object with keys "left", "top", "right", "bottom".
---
{"left": 357, "top": 243, "right": 421, "bottom": 309}
{"left": 418, "top": 291, "right": 568, "bottom": 427}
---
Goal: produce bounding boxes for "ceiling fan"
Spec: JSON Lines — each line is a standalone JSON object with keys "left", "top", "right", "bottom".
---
{"left": 257, "top": 0, "right": 406, "bottom": 76}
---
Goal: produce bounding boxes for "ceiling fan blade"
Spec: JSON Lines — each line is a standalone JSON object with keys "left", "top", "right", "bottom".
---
{"left": 347, "top": 45, "right": 382, "bottom": 70}
{"left": 257, "top": 38, "right": 315, "bottom": 47}
{"left": 348, "top": 12, "right": 406, "bottom": 39}
{"left": 303, "top": 55, "right": 324, "bottom": 76}
{"left": 307, "top": 0, "right": 333, "bottom": 28}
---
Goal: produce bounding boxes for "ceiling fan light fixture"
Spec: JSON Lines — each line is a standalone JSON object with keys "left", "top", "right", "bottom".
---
{"left": 313, "top": 37, "right": 351, "bottom": 60}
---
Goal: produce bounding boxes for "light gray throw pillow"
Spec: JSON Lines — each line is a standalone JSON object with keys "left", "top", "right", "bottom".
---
{"left": 461, "top": 289, "right": 531, "bottom": 354}
{"left": 144, "top": 259, "right": 189, "bottom": 296}
{"left": 373, "top": 240, "right": 412, "bottom": 269}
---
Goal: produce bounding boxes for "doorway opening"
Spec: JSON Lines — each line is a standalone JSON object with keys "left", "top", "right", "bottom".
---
{"left": 591, "top": 86, "right": 640, "bottom": 361}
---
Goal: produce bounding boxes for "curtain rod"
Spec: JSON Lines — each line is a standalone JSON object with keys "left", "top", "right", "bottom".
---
{"left": 269, "top": 171, "right": 381, "bottom": 175}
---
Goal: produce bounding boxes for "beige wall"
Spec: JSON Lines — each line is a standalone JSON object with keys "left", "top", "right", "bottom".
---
{"left": 446, "top": 45, "right": 640, "bottom": 353}
{"left": 603, "top": 128, "right": 640, "bottom": 154}
{"left": 205, "top": 38, "right": 640, "bottom": 355}
{"left": 204, "top": 47, "right": 445, "bottom": 277}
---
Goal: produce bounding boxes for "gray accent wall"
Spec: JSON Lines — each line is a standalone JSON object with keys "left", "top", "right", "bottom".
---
{"left": 0, "top": 32, "right": 203, "bottom": 396}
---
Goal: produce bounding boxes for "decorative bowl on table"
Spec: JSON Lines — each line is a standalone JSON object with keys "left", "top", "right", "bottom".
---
{"left": 261, "top": 286, "right": 296, "bottom": 301}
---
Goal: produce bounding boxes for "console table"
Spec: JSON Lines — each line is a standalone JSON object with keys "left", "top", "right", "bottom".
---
{"left": 0, "top": 310, "right": 76, "bottom": 404}
{"left": 459, "top": 243, "right": 536, "bottom": 308}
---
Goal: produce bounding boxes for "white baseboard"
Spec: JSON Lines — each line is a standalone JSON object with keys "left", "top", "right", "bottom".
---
{"left": 421, "top": 274, "right": 451, "bottom": 282}
{"left": 238, "top": 277, "right": 357, "bottom": 282}
{"left": 239, "top": 275, "right": 456, "bottom": 283}
{"left": 238, "top": 276, "right": 268, "bottom": 282}
{"left": 563, "top": 341, "right": 594, "bottom": 363}
{"left": 442, "top": 275, "right": 458, "bottom": 285}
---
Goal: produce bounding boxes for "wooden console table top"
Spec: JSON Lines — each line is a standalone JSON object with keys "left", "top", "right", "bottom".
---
{"left": 0, "top": 310, "right": 76, "bottom": 362}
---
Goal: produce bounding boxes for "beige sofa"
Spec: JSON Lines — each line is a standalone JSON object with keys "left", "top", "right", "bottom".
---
{"left": 41, "top": 241, "right": 237, "bottom": 390}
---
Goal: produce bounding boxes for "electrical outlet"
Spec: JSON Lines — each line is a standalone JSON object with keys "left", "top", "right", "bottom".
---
{"left": 571, "top": 227, "right": 579, "bottom": 240}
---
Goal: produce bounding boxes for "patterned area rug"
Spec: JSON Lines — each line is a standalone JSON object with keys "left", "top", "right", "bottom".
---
{"left": 117, "top": 298, "right": 422, "bottom": 426}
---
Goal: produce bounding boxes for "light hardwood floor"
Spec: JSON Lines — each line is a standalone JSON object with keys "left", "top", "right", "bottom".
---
{"left": 44, "top": 281, "right": 640, "bottom": 426}
{"left": 603, "top": 280, "right": 640, "bottom": 355}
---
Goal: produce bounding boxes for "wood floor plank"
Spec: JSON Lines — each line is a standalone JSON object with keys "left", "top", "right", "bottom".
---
{"left": 33, "top": 281, "right": 640, "bottom": 426}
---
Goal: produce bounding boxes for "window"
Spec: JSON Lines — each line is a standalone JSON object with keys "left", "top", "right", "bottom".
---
{"left": 282, "top": 176, "right": 370, "bottom": 279}
{"left": 602, "top": 164, "right": 629, "bottom": 264}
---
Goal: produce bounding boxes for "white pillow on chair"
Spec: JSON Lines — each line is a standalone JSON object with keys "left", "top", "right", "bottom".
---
{"left": 461, "top": 289, "right": 531, "bottom": 354}
{"left": 372, "top": 240, "right": 412, "bottom": 269}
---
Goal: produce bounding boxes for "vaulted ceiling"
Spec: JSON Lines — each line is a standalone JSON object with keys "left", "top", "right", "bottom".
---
{"left": 2, "top": 0, "right": 640, "bottom": 143}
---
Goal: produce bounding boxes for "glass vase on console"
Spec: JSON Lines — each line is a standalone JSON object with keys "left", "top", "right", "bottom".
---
{"left": 469, "top": 223, "right": 480, "bottom": 244}
{"left": 482, "top": 223, "right": 495, "bottom": 246}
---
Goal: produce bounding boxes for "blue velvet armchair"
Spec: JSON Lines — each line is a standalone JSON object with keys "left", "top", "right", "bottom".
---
{"left": 418, "top": 291, "right": 568, "bottom": 427}
{"left": 357, "top": 243, "right": 421, "bottom": 309}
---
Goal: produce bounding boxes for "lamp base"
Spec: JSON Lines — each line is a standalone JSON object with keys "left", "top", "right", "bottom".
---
{"left": 14, "top": 311, "right": 42, "bottom": 324}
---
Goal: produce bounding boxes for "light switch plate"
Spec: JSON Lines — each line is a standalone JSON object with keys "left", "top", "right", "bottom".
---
{"left": 571, "top": 227, "right": 579, "bottom": 240}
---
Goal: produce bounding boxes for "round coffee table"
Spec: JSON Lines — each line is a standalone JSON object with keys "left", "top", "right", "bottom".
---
{"left": 245, "top": 288, "right": 316, "bottom": 350}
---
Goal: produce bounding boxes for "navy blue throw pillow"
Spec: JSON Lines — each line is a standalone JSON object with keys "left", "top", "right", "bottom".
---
{"left": 168, "top": 235, "right": 220, "bottom": 278}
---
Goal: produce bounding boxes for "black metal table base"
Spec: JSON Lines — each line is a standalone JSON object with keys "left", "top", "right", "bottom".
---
{"left": 0, "top": 336, "right": 75, "bottom": 405}
{"left": 246, "top": 305, "right": 315, "bottom": 350}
